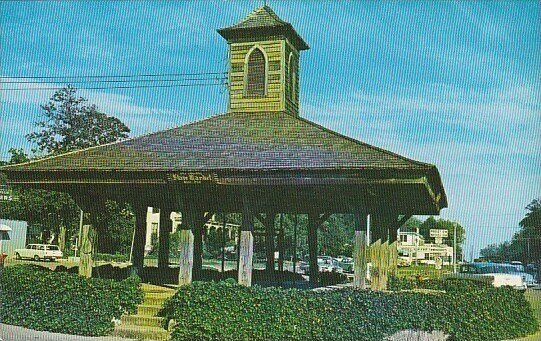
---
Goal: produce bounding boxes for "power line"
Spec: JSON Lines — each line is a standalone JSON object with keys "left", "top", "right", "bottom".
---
{"left": 0, "top": 71, "right": 227, "bottom": 80}
{"left": 1, "top": 81, "right": 227, "bottom": 91}
{"left": 1, "top": 76, "right": 227, "bottom": 85}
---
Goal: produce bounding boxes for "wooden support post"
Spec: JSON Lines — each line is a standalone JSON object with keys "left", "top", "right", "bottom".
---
{"left": 293, "top": 214, "right": 298, "bottom": 274}
{"left": 307, "top": 213, "right": 319, "bottom": 286}
{"left": 370, "top": 240, "right": 381, "bottom": 291}
{"left": 58, "top": 224, "right": 66, "bottom": 255}
{"left": 370, "top": 214, "right": 388, "bottom": 243}
{"left": 221, "top": 213, "right": 226, "bottom": 273}
{"left": 238, "top": 202, "right": 254, "bottom": 286}
{"left": 75, "top": 198, "right": 102, "bottom": 279}
{"left": 389, "top": 241, "right": 398, "bottom": 277}
{"left": 192, "top": 212, "right": 214, "bottom": 280}
{"left": 278, "top": 214, "right": 284, "bottom": 272}
{"left": 158, "top": 209, "right": 172, "bottom": 270}
{"left": 131, "top": 204, "right": 147, "bottom": 277}
{"left": 236, "top": 226, "right": 241, "bottom": 271}
{"left": 193, "top": 222, "right": 203, "bottom": 281}
{"left": 264, "top": 213, "right": 275, "bottom": 275}
{"left": 79, "top": 223, "right": 95, "bottom": 278}
{"left": 389, "top": 228, "right": 398, "bottom": 244}
{"left": 353, "top": 210, "right": 368, "bottom": 289}
{"left": 178, "top": 209, "right": 195, "bottom": 286}
{"left": 380, "top": 241, "right": 390, "bottom": 290}
{"left": 371, "top": 213, "right": 401, "bottom": 243}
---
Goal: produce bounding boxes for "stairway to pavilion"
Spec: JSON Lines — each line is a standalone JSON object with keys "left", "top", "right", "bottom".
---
{"left": 112, "top": 283, "right": 175, "bottom": 341}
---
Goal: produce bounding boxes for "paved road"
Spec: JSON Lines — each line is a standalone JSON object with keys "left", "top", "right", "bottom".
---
{"left": 0, "top": 324, "right": 134, "bottom": 341}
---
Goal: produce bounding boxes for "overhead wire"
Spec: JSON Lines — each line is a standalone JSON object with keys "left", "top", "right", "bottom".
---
{"left": 0, "top": 71, "right": 227, "bottom": 79}
{"left": 0, "top": 71, "right": 229, "bottom": 91}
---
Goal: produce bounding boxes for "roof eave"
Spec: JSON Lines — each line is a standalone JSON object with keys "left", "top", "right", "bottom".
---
{"left": 217, "top": 25, "right": 310, "bottom": 50}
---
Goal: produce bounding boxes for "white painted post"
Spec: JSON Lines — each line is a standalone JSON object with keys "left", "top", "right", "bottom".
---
{"left": 353, "top": 231, "right": 367, "bottom": 288}
{"left": 79, "top": 224, "right": 94, "bottom": 278}
{"left": 353, "top": 211, "right": 368, "bottom": 289}
{"left": 178, "top": 209, "right": 195, "bottom": 286}
{"left": 238, "top": 230, "right": 254, "bottom": 286}
{"left": 178, "top": 228, "right": 194, "bottom": 286}
{"left": 238, "top": 202, "right": 254, "bottom": 287}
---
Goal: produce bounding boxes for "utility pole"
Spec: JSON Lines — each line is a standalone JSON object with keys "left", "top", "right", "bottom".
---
{"left": 453, "top": 223, "right": 457, "bottom": 274}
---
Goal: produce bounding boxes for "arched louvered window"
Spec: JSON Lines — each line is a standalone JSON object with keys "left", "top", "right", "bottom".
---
{"left": 245, "top": 47, "right": 266, "bottom": 98}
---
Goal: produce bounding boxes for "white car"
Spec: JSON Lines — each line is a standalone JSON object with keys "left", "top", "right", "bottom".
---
{"left": 15, "top": 244, "right": 63, "bottom": 261}
{"left": 457, "top": 263, "right": 527, "bottom": 290}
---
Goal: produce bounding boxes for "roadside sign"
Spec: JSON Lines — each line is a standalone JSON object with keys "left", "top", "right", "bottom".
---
{"left": 430, "top": 229, "right": 448, "bottom": 238}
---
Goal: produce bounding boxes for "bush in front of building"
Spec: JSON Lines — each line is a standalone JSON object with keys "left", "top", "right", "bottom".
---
{"left": 0, "top": 264, "right": 143, "bottom": 336}
{"left": 161, "top": 278, "right": 538, "bottom": 341}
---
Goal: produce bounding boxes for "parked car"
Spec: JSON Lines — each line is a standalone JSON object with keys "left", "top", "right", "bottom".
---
{"left": 397, "top": 257, "right": 412, "bottom": 267}
{"left": 298, "top": 261, "right": 309, "bottom": 274}
{"left": 458, "top": 263, "right": 528, "bottom": 290}
{"left": 508, "top": 261, "right": 525, "bottom": 272}
{"left": 337, "top": 257, "right": 354, "bottom": 273}
{"left": 15, "top": 244, "right": 63, "bottom": 261}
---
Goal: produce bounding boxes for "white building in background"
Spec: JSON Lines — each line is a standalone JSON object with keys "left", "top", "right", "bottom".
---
{"left": 397, "top": 228, "right": 453, "bottom": 265}
{"left": 0, "top": 219, "right": 27, "bottom": 257}
{"left": 144, "top": 209, "right": 240, "bottom": 254}
{"left": 144, "top": 208, "right": 181, "bottom": 255}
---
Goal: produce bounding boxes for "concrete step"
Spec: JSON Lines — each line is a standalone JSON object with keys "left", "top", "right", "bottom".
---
{"left": 143, "top": 292, "right": 175, "bottom": 306}
{"left": 141, "top": 284, "right": 176, "bottom": 294}
{"left": 112, "top": 324, "right": 169, "bottom": 341}
{"left": 121, "top": 314, "right": 166, "bottom": 328}
{"left": 137, "top": 304, "right": 162, "bottom": 317}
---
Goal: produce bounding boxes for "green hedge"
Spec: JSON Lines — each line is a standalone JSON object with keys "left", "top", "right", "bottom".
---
{"left": 161, "top": 278, "right": 538, "bottom": 341}
{"left": 94, "top": 253, "right": 129, "bottom": 263}
{"left": 0, "top": 265, "right": 143, "bottom": 336}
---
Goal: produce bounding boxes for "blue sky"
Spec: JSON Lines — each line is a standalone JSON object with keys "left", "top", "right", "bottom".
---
{"left": 1, "top": 1, "right": 540, "bottom": 258}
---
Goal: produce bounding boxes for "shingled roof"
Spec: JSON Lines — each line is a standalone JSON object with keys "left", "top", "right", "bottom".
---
{"left": 2, "top": 112, "right": 435, "bottom": 172}
{"left": 217, "top": 5, "right": 309, "bottom": 50}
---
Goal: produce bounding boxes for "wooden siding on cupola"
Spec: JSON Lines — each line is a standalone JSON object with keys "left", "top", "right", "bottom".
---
{"left": 228, "top": 37, "right": 300, "bottom": 116}
{"left": 229, "top": 39, "right": 284, "bottom": 113}
{"left": 285, "top": 40, "right": 300, "bottom": 116}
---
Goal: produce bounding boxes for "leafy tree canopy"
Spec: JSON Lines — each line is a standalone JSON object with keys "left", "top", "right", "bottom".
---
{"left": 26, "top": 86, "right": 130, "bottom": 155}
{"left": 480, "top": 198, "right": 541, "bottom": 264}
{"left": 1, "top": 87, "right": 133, "bottom": 253}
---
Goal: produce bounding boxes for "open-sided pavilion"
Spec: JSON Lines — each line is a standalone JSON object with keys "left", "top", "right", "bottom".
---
{"left": 1, "top": 5, "right": 447, "bottom": 287}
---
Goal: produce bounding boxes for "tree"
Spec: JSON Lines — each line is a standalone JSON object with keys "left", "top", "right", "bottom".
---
{"left": 418, "top": 217, "right": 466, "bottom": 257}
{"left": 1, "top": 87, "right": 133, "bottom": 254}
{"left": 27, "top": 86, "right": 130, "bottom": 155}
{"left": 6, "top": 148, "right": 29, "bottom": 164}
{"left": 480, "top": 198, "right": 541, "bottom": 265}
{"left": 0, "top": 149, "right": 80, "bottom": 246}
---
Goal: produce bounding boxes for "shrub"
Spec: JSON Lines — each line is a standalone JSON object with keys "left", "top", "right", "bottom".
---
{"left": 319, "top": 271, "right": 348, "bottom": 286}
{"left": 0, "top": 264, "right": 143, "bottom": 336}
{"left": 161, "top": 278, "right": 538, "bottom": 341}
{"left": 94, "top": 253, "right": 129, "bottom": 263}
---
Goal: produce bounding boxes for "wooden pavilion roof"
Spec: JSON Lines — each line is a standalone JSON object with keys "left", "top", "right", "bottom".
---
{"left": 1, "top": 112, "right": 447, "bottom": 214}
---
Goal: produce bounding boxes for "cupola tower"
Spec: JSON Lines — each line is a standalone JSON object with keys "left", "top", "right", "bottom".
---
{"left": 218, "top": 5, "right": 309, "bottom": 116}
